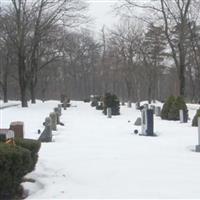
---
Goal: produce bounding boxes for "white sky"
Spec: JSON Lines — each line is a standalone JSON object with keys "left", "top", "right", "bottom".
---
{"left": 86, "top": 0, "right": 120, "bottom": 32}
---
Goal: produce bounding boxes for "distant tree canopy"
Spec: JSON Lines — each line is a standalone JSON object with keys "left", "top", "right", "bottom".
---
{"left": 0, "top": 0, "right": 200, "bottom": 106}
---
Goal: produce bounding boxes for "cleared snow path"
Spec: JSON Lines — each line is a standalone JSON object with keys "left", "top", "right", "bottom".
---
{"left": 21, "top": 102, "right": 200, "bottom": 199}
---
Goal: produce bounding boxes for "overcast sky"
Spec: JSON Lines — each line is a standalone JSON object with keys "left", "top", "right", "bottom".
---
{"left": 86, "top": 0, "right": 120, "bottom": 32}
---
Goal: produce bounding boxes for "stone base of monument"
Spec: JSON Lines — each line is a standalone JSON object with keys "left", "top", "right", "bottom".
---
{"left": 139, "top": 133, "right": 157, "bottom": 137}
{"left": 195, "top": 145, "right": 200, "bottom": 152}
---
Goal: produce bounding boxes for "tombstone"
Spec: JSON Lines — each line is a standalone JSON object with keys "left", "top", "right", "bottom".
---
{"left": 195, "top": 117, "right": 200, "bottom": 152}
{"left": 54, "top": 107, "right": 61, "bottom": 124}
{"left": 10, "top": 121, "right": 24, "bottom": 138}
{"left": 0, "top": 129, "right": 14, "bottom": 142}
{"left": 143, "top": 104, "right": 149, "bottom": 110}
{"left": 135, "top": 102, "right": 140, "bottom": 110}
{"left": 121, "top": 101, "right": 125, "bottom": 106}
{"left": 58, "top": 104, "right": 62, "bottom": 116}
{"left": 150, "top": 105, "right": 156, "bottom": 114}
{"left": 179, "top": 109, "right": 188, "bottom": 123}
{"left": 60, "top": 94, "right": 67, "bottom": 103}
{"left": 134, "top": 117, "right": 142, "bottom": 126}
{"left": 107, "top": 107, "right": 112, "bottom": 118}
{"left": 141, "top": 109, "right": 154, "bottom": 136}
{"left": 155, "top": 106, "right": 161, "bottom": 117}
{"left": 127, "top": 101, "right": 132, "bottom": 108}
{"left": 39, "top": 117, "right": 52, "bottom": 142}
{"left": 63, "top": 99, "right": 68, "bottom": 110}
{"left": 49, "top": 112, "right": 57, "bottom": 131}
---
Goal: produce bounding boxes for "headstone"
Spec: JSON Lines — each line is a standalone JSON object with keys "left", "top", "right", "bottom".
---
{"left": 107, "top": 107, "right": 112, "bottom": 118}
{"left": 58, "top": 104, "right": 62, "bottom": 116}
{"left": 39, "top": 117, "right": 52, "bottom": 142}
{"left": 121, "top": 101, "right": 125, "bottom": 106}
{"left": 141, "top": 109, "right": 154, "bottom": 136}
{"left": 0, "top": 129, "right": 14, "bottom": 142}
{"left": 155, "top": 106, "right": 161, "bottom": 117}
{"left": 135, "top": 102, "right": 140, "bottom": 110}
{"left": 10, "top": 121, "right": 24, "bottom": 138}
{"left": 150, "top": 105, "right": 156, "bottom": 114}
{"left": 49, "top": 112, "right": 57, "bottom": 131}
{"left": 134, "top": 117, "right": 142, "bottom": 126}
{"left": 179, "top": 109, "right": 188, "bottom": 123}
{"left": 54, "top": 107, "right": 60, "bottom": 124}
{"left": 128, "top": 101, "right": 132, "bottom": 108}
{"left": 195, "top": 117, "right": 200, "bottom": 152}
{"left": 143, "top": 104, "right": 149, "bottom": 110}
{"left": 63, "top": 99, "right": 68, "bottom": 110}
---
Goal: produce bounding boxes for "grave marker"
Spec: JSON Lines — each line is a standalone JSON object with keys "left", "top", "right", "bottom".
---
{"left": 195, "top": 117, "right": 200, "bottom": 152}
{"left": 135, "top": 102, "right": 140, "bottom": 110}
{"left": 10, "top": 121, "right": 24, "bottom": 138}
{"left": 39, "top": 117, "right": 52, "bottom": 142}
{"left": 54, "top": 107, "right": 60, "bottom": 124}
{"left": 49, "top": 112, "right": 57, "bottom": 131}
{"left": 128, "top": 101, "right": 132, "bottom": 108}
{"left": 155, "top": 106, "right": 161, "bottom": 117}
{"left": 134, "top": 117, "right": 142, "bottom": 126}
{"left": 141, "top": 109, "right": 154, "bottom": 136}
{"left": 107, "top": 108, "right": 112, "bottom": 118}
{"left": 179, "top": 110, "right": 188, "bottom": 123}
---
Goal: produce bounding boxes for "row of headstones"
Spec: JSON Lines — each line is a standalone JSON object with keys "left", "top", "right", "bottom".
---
{"left": 38, "top": 104, "right": 63, "bottom": 143}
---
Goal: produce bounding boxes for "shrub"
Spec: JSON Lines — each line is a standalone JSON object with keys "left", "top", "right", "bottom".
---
{"left": 192, "top": 108, "right": 200, "bottom": 127}
{"left": 0, "top": 144, "right": 32, "bottom": 199}
{"left": 103, "top": 93, "right": 120, "bottom": 115}
{"left": 161, "top": 96, "right": 175, "bottom": 119}
{"left": 161, "top": 96, "right": 188, "bottom": 121}
{"left": 15, "top": 138, "right": 41, "bottom": 172}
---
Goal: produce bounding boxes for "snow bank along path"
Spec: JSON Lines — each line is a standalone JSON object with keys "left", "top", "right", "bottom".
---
{"left": 1, "top": 101, "right": 200, "bottom": 198}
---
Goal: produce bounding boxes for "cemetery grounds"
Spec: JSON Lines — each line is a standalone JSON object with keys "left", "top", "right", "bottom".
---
{"left": 1, "top": 100, "right": 200, "bottom": 199}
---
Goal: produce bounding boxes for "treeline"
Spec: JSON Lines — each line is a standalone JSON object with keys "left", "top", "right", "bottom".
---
{"left": 0, "top": 0, "right": 200, "bottom": 107}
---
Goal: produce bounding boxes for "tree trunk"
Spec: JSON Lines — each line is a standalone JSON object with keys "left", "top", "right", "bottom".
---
{"left": 179, "top": 63, "right": 185, "bottom": 97}
{"left": 20, "top": 85, "right": 28, "bottom": 107}
{"left": 148, "top": 86, "right": 152, "bottom": 104}
{"left": 18, "top": 53, "right": 28, "bottom": 107}
{"left": 30, "top": 83, "right": 36, "bottom": 104}
{"left": 3, "top": 86, "right": 8, "bottom": 103}
{"left": 2, "top": 72, "right": 8, "bottom": 103}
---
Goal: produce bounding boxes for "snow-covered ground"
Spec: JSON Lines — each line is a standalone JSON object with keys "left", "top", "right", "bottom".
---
{"left": 1, "top": 100, "right": 200, "bottom": 198}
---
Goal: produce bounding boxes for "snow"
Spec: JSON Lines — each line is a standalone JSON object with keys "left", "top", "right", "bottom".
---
{"left": 1, "top": 100, "right": 200, "bottom": 198}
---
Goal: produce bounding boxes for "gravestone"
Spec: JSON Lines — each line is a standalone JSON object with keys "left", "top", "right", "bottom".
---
{"left": 54, "top": 107, "right": 60, "bottom": 124}
{"left": 141, "top": 109, "right": 154, "bottom": 136}
{"left": 63, "top": 99, "right": 68, "bottom": 110}
{"left": 195, "top": 117, "right": 200, "bottom": 152}
{"left": 150, "top": 105, "right": 156, "bottom": 114}
{"left": 58, "top": 104, "right": 62, "bottom": 116}
{"left": 107, "top": 108, "right": 112, "bottom": 118}
{"left": 179, "top": 110, "right": 188, "bottom": 123}
{"left": 10, "top": 121, "right": 24, "bottom": 138}
{"left": 135, "top": 102, "right": 140, "bottom": 110}
{"left": 128, "top": 101, "right": 132, "bottom": 108}
{"left": 134, "top": 117, "right": 142, "bottom": 126}
{"left": 155, "top": 106, "right": 161, "bottom": 117}
{"left": 49, "top": 112, "right": 57, "bottom": 131}
{"left": 0, "top": 129, "right": 14, "bottom": 142}
{"left": 39, "top": 117, "right": 52, "bottom": 142}
{"left": 143, "top": 104, "right": 149, "bottom": 110}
